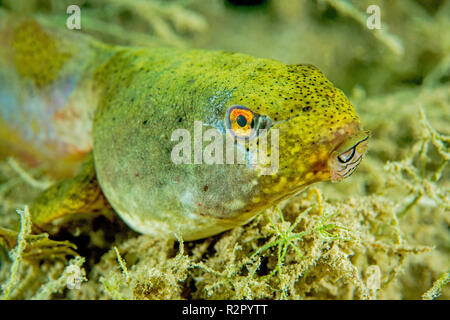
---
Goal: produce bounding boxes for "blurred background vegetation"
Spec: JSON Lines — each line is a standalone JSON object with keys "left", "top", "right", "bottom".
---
{"left": 2, "top": 0, "right": 449, "bottom": 95}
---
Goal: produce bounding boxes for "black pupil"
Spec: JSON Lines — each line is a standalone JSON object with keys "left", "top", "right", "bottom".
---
{"left": 236, "top": 115, "right": 247, "bottom": 127}
{"left": 338, "top": 147, "right": 356, "bottom": 163}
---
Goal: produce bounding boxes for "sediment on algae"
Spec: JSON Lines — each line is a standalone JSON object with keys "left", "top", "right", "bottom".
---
{"left": 0, "top": 0, "right": 449, "bottom": 299}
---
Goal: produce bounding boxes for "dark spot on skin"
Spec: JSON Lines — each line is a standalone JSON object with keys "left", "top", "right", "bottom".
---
{"left": 203, "top": 185, "right": 208, "bottom": 192}
{"left": 303, "top": 106, "right": 312, "bottom": 112}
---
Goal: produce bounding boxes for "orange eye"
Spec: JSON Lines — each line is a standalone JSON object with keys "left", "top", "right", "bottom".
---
{"left": 226, "top": 106, "right": 255, "bottom": 139}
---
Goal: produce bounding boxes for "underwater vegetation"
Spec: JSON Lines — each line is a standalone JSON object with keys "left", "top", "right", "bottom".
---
{"left": 0, "top": 0, "right": 449, "bottom": 299}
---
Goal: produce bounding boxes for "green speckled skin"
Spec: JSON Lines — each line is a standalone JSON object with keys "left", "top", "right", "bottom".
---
{"left": 0, "top": 16, "right": 368, "bottom": 240}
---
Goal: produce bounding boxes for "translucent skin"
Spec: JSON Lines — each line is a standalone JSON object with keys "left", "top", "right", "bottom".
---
{"left": 0, "top": 16, "right": 367, "bottom": 240}
{"left": 0, "top": 17, "right": 111, "bottom": 176}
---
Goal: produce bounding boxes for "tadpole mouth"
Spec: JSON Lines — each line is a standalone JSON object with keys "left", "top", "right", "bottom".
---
{"left": 329, "top": 130, "right": 370, "bottom": 182}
